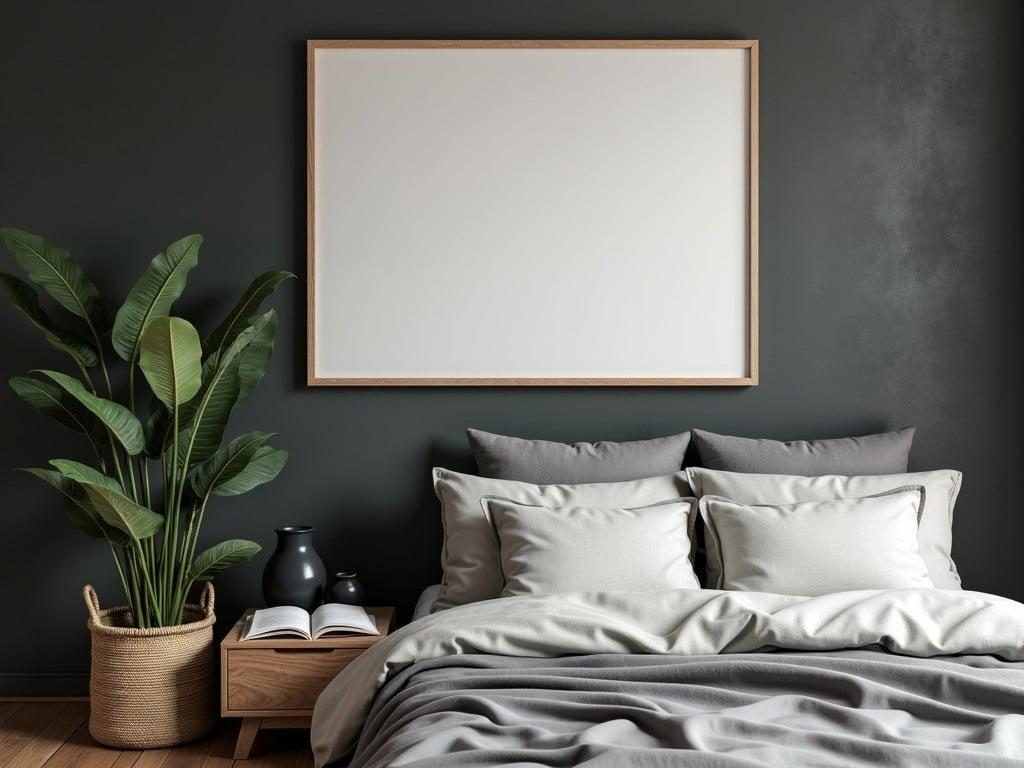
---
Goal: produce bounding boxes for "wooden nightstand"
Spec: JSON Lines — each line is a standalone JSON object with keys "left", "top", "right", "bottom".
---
{"left": 220, "top": 607, "right": 395, "bottom": 759}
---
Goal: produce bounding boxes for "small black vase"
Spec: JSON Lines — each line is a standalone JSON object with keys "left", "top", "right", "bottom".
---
{"left": 262, "top": 525, "right": 326, "bottom": 611}
{"left": 327, "top": 571, "right": 365, "bottom": 606}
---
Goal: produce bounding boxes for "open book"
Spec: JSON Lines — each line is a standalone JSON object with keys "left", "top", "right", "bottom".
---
{"left": 241, "top": 604, "right": 379, "bottom": 641}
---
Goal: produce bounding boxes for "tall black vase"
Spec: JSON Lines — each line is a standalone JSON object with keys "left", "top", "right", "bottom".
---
{"left": 262, "top": 525, "right": 326, "bottom": 611}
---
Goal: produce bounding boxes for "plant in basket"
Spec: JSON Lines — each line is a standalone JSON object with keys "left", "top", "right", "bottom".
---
{"left": 1, "top": 227, "right": 293, "bottom": 747}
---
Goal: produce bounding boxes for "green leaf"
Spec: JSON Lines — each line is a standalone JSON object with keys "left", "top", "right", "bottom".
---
{"left": 49, "top": 458, "right": 123, "bottom": 492}
{"left": 41, "top": 458, "right": 146, "bottom": 542}
{"left": 36, "top": 461, "right": 129, "bottom": 543}
{"left": 190, "top": 431, "right": 274, "bottom": 498}
{"left": 80, "top": 482, "right": 163, "bottom": 540}
{"left": 139, "top": 316, "right": 203, "bottom": 408}
{"left": 204, "top": 271, "right": 293, "bottom": 362}
{"left": 214, "top": 447, "right": 287, "bottom": 496}
{"left": 178, "top": 324, "right": 256, "bottom": 467}
{"left": 9, "top": 376, "right": 107, "bottom": 442}
{"left": 237, "top": 310, "right": 277, "bottom": 403}
{"left": 112, "top": 234, "right": 201, "bottom": 362}
{"left": 179, "top": 358, "right": 241, "bottom": 467}
{"left": 141, "top": 339, "right": 230, "bottom": 460}
{"left": 0, "top": 273, "right": 98, "bottom": 367}
{"left": 189, "top": 539, "right": 262, "bottom": 580}
{"left": 0, "top": 228, "right": 109, "bottom": 332}
{"left": 36, "top": 370, "right": 145, "bottom": 455}
{"left": 220, "top": 323, "right": 258, "bottom": 369}
{"left": 20, "top": 467, "right": 121, "bottom": 540}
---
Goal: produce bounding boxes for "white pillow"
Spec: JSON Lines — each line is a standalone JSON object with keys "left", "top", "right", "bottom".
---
{"left": 687, "top": 468, "right": 962, "bottom": 589}
{"left": 700, "top": 487, "right": 934, "bottom": 596}
{"left": 431, "top": 468, "right": 693, "bottom": 612}
{"left": 483, "top": 497, "right": 700, "bottom": 597}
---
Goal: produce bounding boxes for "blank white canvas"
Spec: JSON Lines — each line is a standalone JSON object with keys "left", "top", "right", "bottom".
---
{"left": 312, "top": 46, "right": 751, "bottom": 380}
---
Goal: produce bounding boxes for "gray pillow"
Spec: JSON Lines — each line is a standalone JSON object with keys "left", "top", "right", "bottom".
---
{"left": 483, "top": 497, "right": 700, "bottom": 597}
{"left": 687, "top": 468, "right": 962, "bottom": 589}
{"left": 691, "top": 427, "right": 915, "bottom": 476}
{"left": 700, "top": 487, "right": 934, "bottom": 596}
{"left": 431, "top": 467, "right": 693, "bottom": 612}
{"left": 467, "top": 428, "right": 691, "bottom": 484}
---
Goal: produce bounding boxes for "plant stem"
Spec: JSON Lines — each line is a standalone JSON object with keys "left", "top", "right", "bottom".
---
{"left": 141, "top": 457, "right": 152, "bottom": 508}
{"left": 73, "top": 359, "right": 98, "bottom": 396}
{"left": 160, "top": 405, "right": 181, "bottom": 621}
{"left": 108, "top": 441, "right": 127, "bottom": 490}
{"left": 106, "top": 539, "right": 130, "bottom": 604}
{"left": 146, "top": 535, "right": 157, "bottom": 579}
{"left": 124, "top": 547, "right": 145, "bottom": 628}
{"left": 173, "top": 499, "right": 202, "bottom": 619}
{"left": 128, "top": 365, "right": 135, "bottom": 418}
{"left": 163, "top": 504, "right": 178, "bottom": 622}
{"left": 87, "top": 322, "right": 114, "bottom": 402}
{"left": 132, "top": 537, "right": 161, "bottom": 624}
{"left": 160, "top": 452, "right": 170, "bottom": 611}
{"left": 125, "top": 367, "right": 141, "bottom": 504}
{"left": 123, "top": 446, "right": 139, "bottom": 503}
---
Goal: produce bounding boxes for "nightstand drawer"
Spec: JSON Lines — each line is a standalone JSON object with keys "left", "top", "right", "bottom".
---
{"left": 226, "top": 648, "right": 363, "bottom": 712}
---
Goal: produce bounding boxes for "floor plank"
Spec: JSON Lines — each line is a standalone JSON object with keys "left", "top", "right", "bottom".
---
{"left": 5, "top": 704, "right": 90, "bottom": 768}
{"left": 0, "top": 707, "right": 311, "bottom": 768}
{"left": 288, "top": 738, "right": 313, "bottom": 768}
{"left": 0, "top": 704, "right": 23, "bottom": 730}
{"left": 130, "top": 749, "right": 170, "bottom": 768}
{"left": 0, "top": 703, "right": 88, "bottom": 767}
{"left": 238, "top": 731, "right": 311, "bottom": 768}
{"left": 160, "top": 729, "right": 224, "bottom": 768}
{"left": 200, "top": 723, "right": 237, "bottom": 768}
{"left": 41, "top": 721, "right": 124, "bottom": 768}
{"left": 110, "top": 751, "right": 141, "bottom": 768}
{"left": 0, "top": 703, "right": 48, "bottom": 765}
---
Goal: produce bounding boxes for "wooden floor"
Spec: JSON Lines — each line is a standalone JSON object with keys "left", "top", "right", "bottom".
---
{"left": 0, "top": 702, "right": 312, "bottom": 768}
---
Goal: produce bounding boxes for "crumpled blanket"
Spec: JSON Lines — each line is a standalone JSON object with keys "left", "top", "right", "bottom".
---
{"left": 311, "top": 588, "right": 1024, "bottom": 766}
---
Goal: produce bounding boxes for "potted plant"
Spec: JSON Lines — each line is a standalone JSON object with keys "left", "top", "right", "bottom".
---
{"left": 0, "top": 228, "right": 293, "bottom": 748}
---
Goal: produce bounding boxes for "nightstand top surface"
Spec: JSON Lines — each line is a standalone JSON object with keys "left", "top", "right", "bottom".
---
{"left": 221, "top": 606, "right": 395, "bottom": 650}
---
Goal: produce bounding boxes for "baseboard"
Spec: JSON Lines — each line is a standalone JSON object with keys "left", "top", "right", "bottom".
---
{"left": 0, "top": 696, "right": 89, "bottom": 701}
{"left": 0, "top": 672, "right": 89, "bottom": 697}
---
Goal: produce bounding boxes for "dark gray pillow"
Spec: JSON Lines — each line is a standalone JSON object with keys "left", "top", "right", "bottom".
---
{"left": 691, "top": 427, "right": 915, "bottom": 476}
{"left": 467, "top": 428, "right": 691, "bottom": 485}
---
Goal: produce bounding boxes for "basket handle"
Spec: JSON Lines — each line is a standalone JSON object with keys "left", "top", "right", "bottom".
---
{"left": 199, "top": 581, "right": 215, "bottom": 618}
{"left": 83, "top": 584, "right": 102, "bottom": 624}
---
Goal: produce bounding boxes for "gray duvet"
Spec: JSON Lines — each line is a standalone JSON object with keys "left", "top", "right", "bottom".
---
{"left": 312, "top": 589, "right": 1024, "bottom": 767}
{"left": 352, "top": 651, "right": 1024, "bottom": 767}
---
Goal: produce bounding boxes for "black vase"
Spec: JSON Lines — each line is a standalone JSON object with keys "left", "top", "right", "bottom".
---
{"left": 327, "top": 571, "right": 365, "bottom": 606}
{"left": 262, "top": 525, "right": 326, "bottom": 611}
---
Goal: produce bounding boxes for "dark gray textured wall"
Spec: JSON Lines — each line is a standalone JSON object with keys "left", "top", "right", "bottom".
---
{"left": 0, "top": 1, "right": 1020, "bottom": 694}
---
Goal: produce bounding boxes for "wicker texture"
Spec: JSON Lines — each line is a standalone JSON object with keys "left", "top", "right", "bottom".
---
{"left": 84, "top": 583, "right": 217, "bottom": 748}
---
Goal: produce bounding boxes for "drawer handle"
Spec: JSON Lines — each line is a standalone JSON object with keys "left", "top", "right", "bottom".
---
{"left": 271, "top": 648, "right": 337, "bottom": 654}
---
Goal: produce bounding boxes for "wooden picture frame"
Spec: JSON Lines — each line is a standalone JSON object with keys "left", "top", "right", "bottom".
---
{"left": 307, "top": 40, "right": 758, "bottom": 386}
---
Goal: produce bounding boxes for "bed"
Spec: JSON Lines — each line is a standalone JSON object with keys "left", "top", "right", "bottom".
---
{"left": 312, "top": 587, "right": 1024, "bottom": 767}
{"left": 311, "top": 431, "right": 1024, "bottom": 766}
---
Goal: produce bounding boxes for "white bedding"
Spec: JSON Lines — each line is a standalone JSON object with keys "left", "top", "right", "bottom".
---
{"left": 312, "top": 587, "right": 1024, "bottom": 765}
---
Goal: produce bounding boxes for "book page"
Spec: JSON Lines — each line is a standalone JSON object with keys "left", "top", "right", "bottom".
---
{"left": 312, "top": 604, "right": 378, "bottom": 639}
{"left": 243, "top": 605, "right": 312, "bottom": 640}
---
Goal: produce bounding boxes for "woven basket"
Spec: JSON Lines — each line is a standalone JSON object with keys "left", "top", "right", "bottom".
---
{"left": 84, "top": 583, "right": 217, "bottom": 749}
